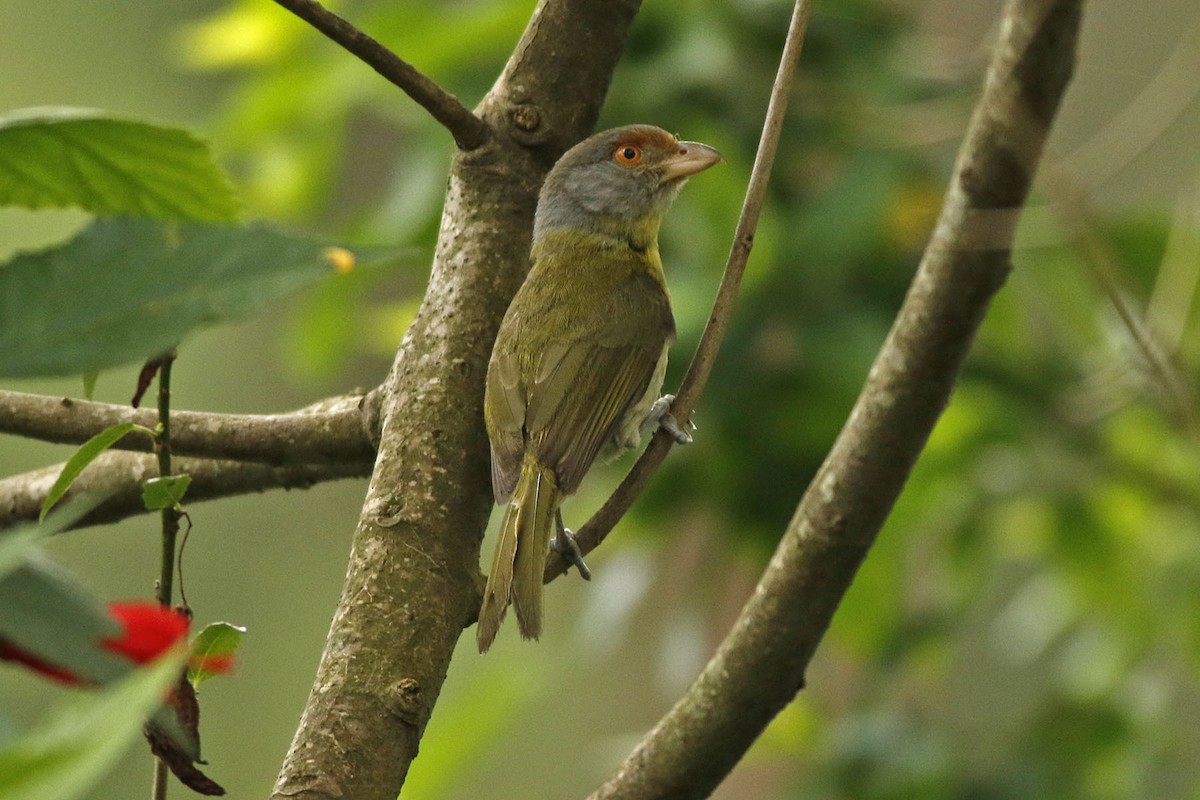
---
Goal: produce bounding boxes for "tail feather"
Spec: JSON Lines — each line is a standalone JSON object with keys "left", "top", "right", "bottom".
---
{"left": 477, "top": 501, "right": 517, "bottom": 653}
{"left": 477, "top": 456, "right": 559, "bottom": 652}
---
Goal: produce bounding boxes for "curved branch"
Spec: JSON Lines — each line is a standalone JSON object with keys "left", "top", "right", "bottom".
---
{"left": 590, "top": 1, "right": 1083, "bottom": 798}
{"left": 0, "top": 452, "right": 368, "bottom": 531}
{"left": 544, "top": 0, "right": 813, "bottom": 581}
{"left": 271, "top": 0, "right": 492, "bottom": 151}
{"left": 0, "top": 388, "right": 380, "bottom": 465}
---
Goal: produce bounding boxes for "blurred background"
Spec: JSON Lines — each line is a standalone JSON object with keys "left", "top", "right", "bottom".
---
{"left": 3, "top": 0, "right": 1200, "bottom": 797}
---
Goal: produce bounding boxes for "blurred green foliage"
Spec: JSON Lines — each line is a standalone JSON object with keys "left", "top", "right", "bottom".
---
{"left": 3, "top": 0, "right": 1200, "bottom": 797}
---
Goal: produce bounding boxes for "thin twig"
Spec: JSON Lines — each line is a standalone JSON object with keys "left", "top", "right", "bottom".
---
{"left": 544, "top": 0, "right": 813, "bottom": 581}
{"left": 271, "top": 0, "right": 491, "bottom": 151}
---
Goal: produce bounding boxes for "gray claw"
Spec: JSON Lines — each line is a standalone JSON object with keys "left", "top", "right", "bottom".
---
{"left": 660, "top": 412, "right": 693, "bottom": 445}
{"left": 647, "top": 394, "right": 694, "bottom": 445}
{"left": 552, "top": 524, "right": 591, "bottom": 581}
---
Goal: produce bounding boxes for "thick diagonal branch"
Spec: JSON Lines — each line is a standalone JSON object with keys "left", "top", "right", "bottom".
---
{"left": 590, "top": 1, "right": 1083, "bottom": 798}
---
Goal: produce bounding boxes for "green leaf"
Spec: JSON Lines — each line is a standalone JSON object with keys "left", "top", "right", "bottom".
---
{"left": 187, "top": 622, "right": 245, "bottom": 688}
{"left": 39, "top": 423, "right": 145, "bottom": 521}
{"left": 141, "top": 475, "right": 192, "bottom": 511}
{"left": 0, "top": 217, "right": 403, "bottom": 378}
{"left": 0, "top": 107, "right": 239, "bottom": 222}
{"left": 0, "top": 649, "right": 186, "bottom": 800}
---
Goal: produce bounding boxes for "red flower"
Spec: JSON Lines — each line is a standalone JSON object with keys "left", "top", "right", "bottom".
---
{"left": 103, "top": 602, "right": 190, "bottom": 665}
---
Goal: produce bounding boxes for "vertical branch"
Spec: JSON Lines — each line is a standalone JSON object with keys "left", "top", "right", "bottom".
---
{"left": 151, "top": 350, "right": 179, "bottom": 800}
{"left": 153, "top": 352, "right": 180, "bottom": 607}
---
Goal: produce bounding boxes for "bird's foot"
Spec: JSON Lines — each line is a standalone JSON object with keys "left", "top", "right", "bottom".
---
{"left": 552, "top": 527, "right": 592, "bottom": 582}
{"left": 646, "top": 394, "right": 695, "bottom": 445}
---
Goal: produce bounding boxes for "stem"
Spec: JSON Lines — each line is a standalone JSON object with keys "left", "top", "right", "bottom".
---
{"left": 152, "top": 760, "right": 170, "bottom": 800}
{"left": 151, "top": 351, "right": 179, "bottom": 800}
{"left": 154, "top": 352, "right": 180, "bottom": 608}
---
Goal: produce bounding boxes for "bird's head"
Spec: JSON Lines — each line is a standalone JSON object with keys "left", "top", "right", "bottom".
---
{"left": 533, "top": 125, "right": 721, "bottom": 245}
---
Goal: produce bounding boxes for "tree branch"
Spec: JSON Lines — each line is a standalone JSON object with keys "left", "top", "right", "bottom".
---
{"left": 0, "top": 452, "right": 368, "bottom": 531}
{"left": 0, "top": 388, "right": 380, "bottom": 465}
{"left": 544, "top": 0, "right": 813, "bottom": 580}
{"left": 271, "top": 0, "right": 492, "bottom": 151}
{"left": 271, "top": 1, "right": 644, "bottom": 798}
{"left": 589, "top": 1, "right": 1083, "bottom": 798}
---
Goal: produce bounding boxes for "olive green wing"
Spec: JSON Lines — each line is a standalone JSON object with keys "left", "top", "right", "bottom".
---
{"left": 486, "top": 257, "right": 674, "bottom": 501}
{"left": 526, "top": 324, "right": 668, "bottom": 496}
{"left": 485, "top": 345, "right": 526, "bottom": 504}
{"left": 485, "top": 335, "right": 659, "bottom": 502}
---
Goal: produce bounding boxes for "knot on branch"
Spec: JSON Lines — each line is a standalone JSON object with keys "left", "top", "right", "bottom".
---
{"left": 385, "top": 677, "right": 425, "bottom": 726}
{"left": 511, "top": 103, "right": 542, "bottom": 133}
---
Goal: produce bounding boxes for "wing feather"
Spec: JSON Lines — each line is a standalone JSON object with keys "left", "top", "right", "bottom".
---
{"left": 530, "top": 339, "right": 663, "bottom": 495}
{"left": 485, "top": 349, "right": 525, "bottom": 503}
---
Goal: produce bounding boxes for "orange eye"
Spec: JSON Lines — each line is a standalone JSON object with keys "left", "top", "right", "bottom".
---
{"left": 614, "top": 144, "right": 642, "bottom": 165}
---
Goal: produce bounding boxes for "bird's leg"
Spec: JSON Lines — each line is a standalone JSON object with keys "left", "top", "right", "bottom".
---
{"left": 643, "top": 394, "right": 695, "bottom": 445}
{"left": 552, "top": 509, "right": 592, "bottom": 581}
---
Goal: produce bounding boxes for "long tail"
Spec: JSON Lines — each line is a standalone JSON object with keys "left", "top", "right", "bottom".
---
{"left": 477, "top": 455, "right": 560, "bottom": 652}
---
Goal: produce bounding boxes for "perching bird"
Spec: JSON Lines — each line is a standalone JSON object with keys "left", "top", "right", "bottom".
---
{"left": 477, "top": 124, "right": 721, "bottom": 652}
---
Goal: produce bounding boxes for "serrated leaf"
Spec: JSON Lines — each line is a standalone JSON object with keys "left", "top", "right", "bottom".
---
{"left": 141, "top": 475, "right": 192, "bottom": 511}
{"left": 187, "top": 622, "right": 245, "bottom": 688}
{"left": 0, "top": 107, "right": 239, "bottom": 222}
{"left": 0, "top": 217, "right": 404, "bottom": 378}
{"left": 0, "top": 647, "right": 187, "bottom": 800}
{"left": 39, "top": 423, "right": 146, "bottom": 521}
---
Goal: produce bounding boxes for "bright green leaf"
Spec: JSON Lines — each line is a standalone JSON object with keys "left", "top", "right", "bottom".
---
{"left": 141, "top": 475, "right": 192, "bottom": 511}
{"left": 0, "top": 648, "right": 186, "bottom": 800}
{"left": 187, "top": 622, "right": 246, "bottom": 688}
{"left": 39, "top": 423, "right": 146, "bottom": 521}
{"left": 0, "top": 217, "right": 404, "bottom": 378}
{"left": 0, "top": 107, "right": 239, "bottom": 222}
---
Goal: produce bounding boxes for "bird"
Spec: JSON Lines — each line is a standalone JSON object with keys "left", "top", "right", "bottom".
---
{"left": 477, "top": 124, "right": 721, "bottom": 652}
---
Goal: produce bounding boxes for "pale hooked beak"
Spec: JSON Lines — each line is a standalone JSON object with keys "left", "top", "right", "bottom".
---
{"left": 659, "top": 141, "right": 723, "bottom": 182}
